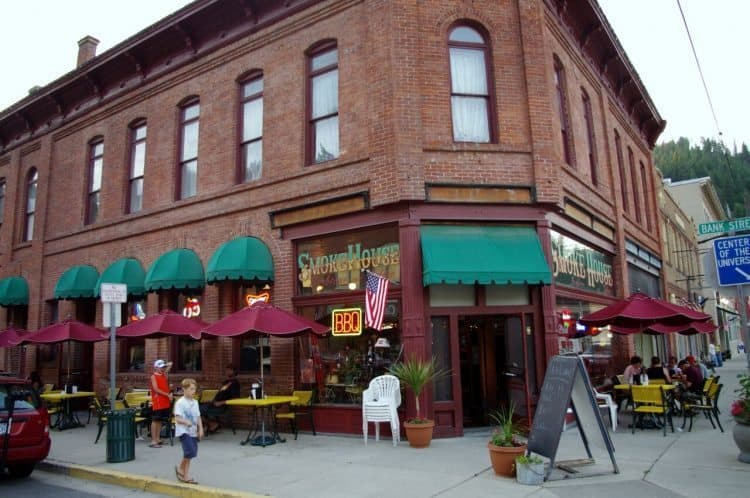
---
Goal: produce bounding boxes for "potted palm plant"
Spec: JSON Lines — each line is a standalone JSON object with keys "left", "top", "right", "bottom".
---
{"left": 388, "top": 355, "right": 449, "bottom": 448}
{"left": 487, "top": 402, "right": 527, "bottom": 476}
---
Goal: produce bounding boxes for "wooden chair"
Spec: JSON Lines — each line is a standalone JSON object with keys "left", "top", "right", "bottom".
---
{"left": 199, "top": 389, "right": 236, "bottom": 434}
{"left": 276, "top": 390, "right": 316, "bottom": 440}
{"left": 682, "top": 382, "right": 724, "bottom": 433}
{"left": 648, "top": 379, "right": 666, "bottom": 385}
{"left": 630, "top": 385, "right": 673, "bottom": 436}
{"left": 42, "top": 383, "right": 55, "bottom": 393}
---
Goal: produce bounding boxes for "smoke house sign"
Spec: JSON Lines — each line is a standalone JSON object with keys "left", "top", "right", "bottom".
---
{"left": 551, "top": 231, "right": 614, "bottom": 295}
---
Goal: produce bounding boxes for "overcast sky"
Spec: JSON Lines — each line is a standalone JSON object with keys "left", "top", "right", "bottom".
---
{"left": 1, "top": 0, "right": 747, "bottom": 148}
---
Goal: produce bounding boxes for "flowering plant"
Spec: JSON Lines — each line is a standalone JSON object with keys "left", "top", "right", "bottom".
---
{"left": 731, "top": 373, "right": 750, "bottom": 425}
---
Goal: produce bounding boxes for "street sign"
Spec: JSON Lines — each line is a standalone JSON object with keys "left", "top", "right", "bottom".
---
{"left": 698, "top": 217, "right": 750, "bottom": 236}
{"left": 713, "top": 235, "right": 750, "bottom": 286}
{"left": 100, "top": 283, "right": 127, "bottom": 303}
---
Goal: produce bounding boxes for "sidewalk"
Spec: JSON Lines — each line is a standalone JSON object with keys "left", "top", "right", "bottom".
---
{"left": 39, "top": 357, "right": 750, "bottom": 498}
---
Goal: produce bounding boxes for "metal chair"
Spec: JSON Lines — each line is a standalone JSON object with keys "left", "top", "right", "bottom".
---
{"left": 682, "top": 382, "right": 724, "bottom": 432}
{"left": 275, "top": 390, "right": 316, "bottom": 440}
{"left": 631, "top": 385, "right": 673, "bottom": 436}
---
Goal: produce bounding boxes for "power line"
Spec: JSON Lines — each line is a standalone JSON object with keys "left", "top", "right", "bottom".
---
{"left": 676, "top": 0, "right": 722, "bottom": 138}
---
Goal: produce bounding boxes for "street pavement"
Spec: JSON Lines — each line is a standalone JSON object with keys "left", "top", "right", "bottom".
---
{"left": 37, "top": 356, "right": 750, "bottom": 498}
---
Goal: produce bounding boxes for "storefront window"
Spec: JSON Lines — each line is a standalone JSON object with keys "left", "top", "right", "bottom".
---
{"left": 238, "top": 336, "right": 270, "bottom": 374}
{"left": 119, "top": 299, "right": 147, "bottom": 372}
{"left": 177, "top": 338, "right": 202, "bottom": 372}
{"left": 431, "top": 316, "right": 452, "bottom": 401}
{"left": 296, "top": 225, "right": 400, "bottom": 296}
{"left": 299, "top": 301, "right": 401, "bottom": 405}
{"left": 555, "top": 297, "right": 611, "bottom": 384}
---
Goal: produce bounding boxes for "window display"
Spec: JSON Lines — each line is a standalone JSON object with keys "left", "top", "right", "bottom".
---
{"left": 556, "top": 297, "right": 611, "bottom": 384}
{"left": 299, "top": 301, "right": 401, "bottom": 405}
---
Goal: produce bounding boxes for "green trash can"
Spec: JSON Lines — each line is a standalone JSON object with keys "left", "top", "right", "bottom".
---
{"left": 106, "top": 409, "right": 136, "bottom": 463}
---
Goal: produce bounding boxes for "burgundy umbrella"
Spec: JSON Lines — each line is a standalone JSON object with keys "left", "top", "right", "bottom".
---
{"left": 21, "top": 319, "right": 108, "bottom": 383}
{"left": 611, "top": 319, "right": 717, "bottom": 336}
{"left": 117, "top": 309, "right": 206, "bottom": 339}
{"left": 0, "top": 326, "right": 28, "bottom": 348}
{"left": 202, "top": 301, "right": 330, "bottom": 383}
{"left": 578, "top": 292, "right": 711, "bottom": 331}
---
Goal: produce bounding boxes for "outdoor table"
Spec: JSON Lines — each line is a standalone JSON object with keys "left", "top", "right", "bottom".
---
{"left": 41, "top": 391, "right": 96, "bottom": 430}
{"left": 614, "top": 384, "right": 676, "bottom": 430}
{"left": 226, "top": 396, "right": 298, "bottom": 447}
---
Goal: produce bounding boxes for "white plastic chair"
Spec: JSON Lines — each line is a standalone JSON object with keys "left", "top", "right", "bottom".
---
{"left": 362, "top": 374, "right": 401, "bottom": 446}
{"left": 596, "top": 392, "right": 618, "bottom": 431}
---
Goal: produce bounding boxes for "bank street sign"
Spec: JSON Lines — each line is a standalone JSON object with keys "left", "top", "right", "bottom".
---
{"left": 698, "top": 217, "right": 750, "bottom": 236}
{"left": 713, "top": 235, "right": 750, "bottom": 286}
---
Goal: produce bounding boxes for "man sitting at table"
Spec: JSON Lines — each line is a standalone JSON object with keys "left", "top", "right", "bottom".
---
{"left": 682, "top": 356, "right": 704, "bottom": 395}
{"left": 646, "top": 356, "right": 672, "bottom": 384}
{"left": 202, "top": 364, "right": 241, "bottom": 433}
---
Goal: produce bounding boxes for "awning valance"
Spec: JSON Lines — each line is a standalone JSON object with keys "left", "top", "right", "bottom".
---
{"left": 206, "top": 236, "right": 274, "bottom": 283}
{"left": 0, "top": 276, "right": 29, "bottom": 306}
{"left": 54, "top": 265, "right": 100, "bottom": 299}
{"left": 95, "top": 258, "right": 146, "bottom": 297}
{"left": 420, "top": 225, "right": 552, "bottom": 286}
{"left": 145, "top": 248, "right": 205, "bottom": 292}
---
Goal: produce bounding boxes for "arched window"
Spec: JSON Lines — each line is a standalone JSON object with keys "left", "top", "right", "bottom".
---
{"left": 0, "top": 178, "right": 6, "bottom": 227}
{"left": 128, "top": 120, "right": 147, "bottom": 213}
{"left": 628, "top": 147, "right": 641, "bottom": 223}
{"left": 178, "top": 98, "right": 200, "bottom": 200}
{"left": 23, "top": 168, "right": 38, "bottom": 242}
{"left": 239, "top": 73, "right": 263, "bottom": 182}
{"left": 307, "top": 41, "right": 339, "bottom": 164}
{"left": 614, "top": 130, "right": 628, "bottom": 212}
{"left": 581, "top": 89, "right": 598, "bottom": 185}
{"left": 640, "top": 160, "right": 651, "bottom": 232}
{"left": 553, "top": 56, "right": 574, "bottom": 166}
{"left": 448, "top": 24, "right": 493, "bottom": 143}
{"left": 86, "top": 137, "right": 104, "bottom": 224}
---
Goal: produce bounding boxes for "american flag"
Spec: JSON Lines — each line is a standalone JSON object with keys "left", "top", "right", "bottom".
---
{"left": 365, "top": 271, "right": 389, "bottom": 330}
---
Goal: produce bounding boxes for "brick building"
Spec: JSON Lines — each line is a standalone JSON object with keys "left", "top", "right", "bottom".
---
{"left": 0, "top": 0, "right": 663, "bottom": 437}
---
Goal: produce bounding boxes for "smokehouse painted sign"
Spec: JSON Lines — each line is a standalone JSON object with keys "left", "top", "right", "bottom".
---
{"left": 551, "top": 231, "right": 614, "bottom": 295}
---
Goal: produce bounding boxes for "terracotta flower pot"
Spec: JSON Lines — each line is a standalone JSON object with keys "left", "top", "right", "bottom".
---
{"left": 488, "top": 442, "right": 527, "bottom": 476}
{"left": 404, "top": 420, "right": 435, "bottom": 448}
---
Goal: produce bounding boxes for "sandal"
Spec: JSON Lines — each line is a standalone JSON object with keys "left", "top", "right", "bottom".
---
{"left": 148, "top": 443, "right": 162, "bottom": 448}
{"left": 175, "top": 466, "right": 184, "bottom": 480}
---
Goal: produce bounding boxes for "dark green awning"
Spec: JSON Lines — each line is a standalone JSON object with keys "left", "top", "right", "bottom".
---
{"left": 206, "top": 236, "right": 274, "bottom": 283}
{"left": 54, "top": 265, "right": 100, "bottom": 299}
{"left": 420, "top": 225, "right": 552, "bottom": 285}
{"left": 145, "top": 248, "right": 205, "bottom": 292}
{"left": 0, "top": 276, "right": 29, "bottom": 306}
{"left": 95, "top": 258, "right": 146, "bottom": 297}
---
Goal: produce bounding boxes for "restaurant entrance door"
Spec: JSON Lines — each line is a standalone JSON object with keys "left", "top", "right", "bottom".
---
{"left": 458, "top": 314, "right": 531, "bottom": 427}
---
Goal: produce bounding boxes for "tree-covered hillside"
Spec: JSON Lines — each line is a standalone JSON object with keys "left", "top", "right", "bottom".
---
{"left": 654, "top": 138, "right": 750, "bottom": 217}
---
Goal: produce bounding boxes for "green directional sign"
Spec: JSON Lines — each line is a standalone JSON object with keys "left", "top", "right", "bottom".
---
{"left": 698, "top": 217, "right": 750, "bottom": 236}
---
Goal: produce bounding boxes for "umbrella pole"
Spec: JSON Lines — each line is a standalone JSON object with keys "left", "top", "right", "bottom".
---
{"left": 259, "top": 335, "right": 265, "bottom": 390}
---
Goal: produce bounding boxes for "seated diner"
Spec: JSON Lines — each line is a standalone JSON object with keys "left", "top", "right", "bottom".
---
{"left": 623, "top": 355, "right": 643, "bottom": 385}
{"left": 646, "top": 356, "right": 672, "bottom": 384}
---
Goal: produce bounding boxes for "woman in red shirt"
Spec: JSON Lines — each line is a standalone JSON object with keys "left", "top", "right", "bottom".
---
{"left": 150, "top": 359, "right": 173, "bottom": 448}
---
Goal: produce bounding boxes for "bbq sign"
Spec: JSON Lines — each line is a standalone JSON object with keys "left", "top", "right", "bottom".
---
{"left": 332, "top": 308, "right": 363, "bottom": 336}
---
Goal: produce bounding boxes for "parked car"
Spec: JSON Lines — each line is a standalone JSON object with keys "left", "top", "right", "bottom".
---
{"left": 0, "top": 378, "right": 51, "bottom": 477}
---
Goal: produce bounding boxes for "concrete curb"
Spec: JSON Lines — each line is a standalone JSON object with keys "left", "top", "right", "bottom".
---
{"left": 38, "top": 459, "right": 268, "bottom": 498}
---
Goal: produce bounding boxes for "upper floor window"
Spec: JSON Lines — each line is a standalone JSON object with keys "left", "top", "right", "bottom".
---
{"left": 86, "top": 139, "right": 103, "bottom": 225}
{"left": 553, "top": 56, "right": 575, "bottom": 166}
{"left": 178, "top": 99, "right": 200, "bottom": 200}
{"left": 23, "top": 168, "right": 38, "bottom": 242}
{"left": 628, "top": 147, "right": 641, "bottom": 223}
{"left": 581, "top": 89, "right": 598, "bottom": 185}
{"left": 640, "top": 161, "right": 652, "bottom": 232}
{"left": 308, "top": 43, "right": 339, "bottom": 164}
{"left": 448, "top": 25, "right": 492, "bottom": 143}
{"left": 614, "top": 130, "right": 628, "bottom": 212}
{"left": 128, "top": 121, "right": 146, "bottom": 213}
{"left": 240, "top": 75, "right": 263, "bottom": 182}
{"left": 0, "top": 178, "right": 5, "bottom": 226}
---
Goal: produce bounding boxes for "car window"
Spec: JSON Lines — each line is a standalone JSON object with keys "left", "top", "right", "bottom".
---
{"left": 0, "top": 384, "right": 39, "bottom": 412}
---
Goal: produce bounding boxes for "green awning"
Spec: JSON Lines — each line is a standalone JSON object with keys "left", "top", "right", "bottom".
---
{"left": 420, "top": 225, "right": 552, "bottom": 285}
{"left": 54, "top": 265, "right": 100, "bottom": 299}
{"left": 95, "top": 258, "right": 146, "bottom": 297}
{"left": 206, "top": 236, "right": 274, "bottom": 283}
{"left": 0, "top": 276, "right": 29, "bottom": 306}
{"left": 145, "top": 248, "right": 205, "bottom": 292}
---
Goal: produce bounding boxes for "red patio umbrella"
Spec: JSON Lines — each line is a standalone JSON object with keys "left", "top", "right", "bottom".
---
{"left": 20, "top": 319, "right": 108, "bottom": 383}
{"left": 116, "top": 309, "right": 206, "bottom": 339}
{"left": 0, "top": 326, "right": 28, "bottom": 348}
{"left": 202, "top": 301, "right": 330, "bottom": 384}
{"left": 578, "top": 292, "right": 711, "bottom": 331}
{"left": 610, "top": 319, "right": 717, "bottom": 336}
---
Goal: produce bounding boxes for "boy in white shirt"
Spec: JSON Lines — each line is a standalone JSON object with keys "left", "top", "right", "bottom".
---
{"left": 174, "top": 378, "right": 203, "bottom": 484}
